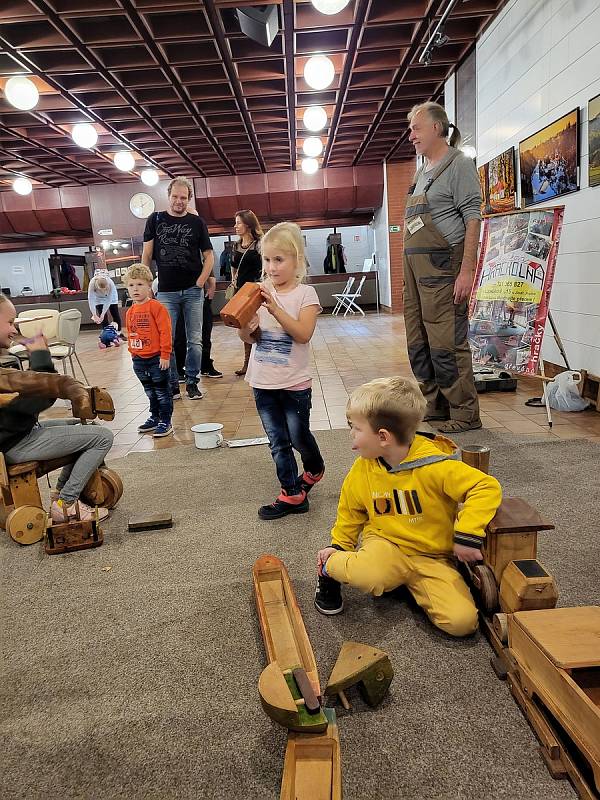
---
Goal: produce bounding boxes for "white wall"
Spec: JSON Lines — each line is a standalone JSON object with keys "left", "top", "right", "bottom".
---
{"left": 0, "top": 247, "right": 89, "bottom": 297}
{"left": 477, "top": 0, "right": 600, "bottom": 374}
{"left": 373, "top": 165, "right": 390, "bottom": 307}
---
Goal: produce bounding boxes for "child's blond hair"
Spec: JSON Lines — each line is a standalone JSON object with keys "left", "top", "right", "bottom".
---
{"left": 93, "top": 276, "right": 110, "bottom": 294}
{"left": 123, "top": 263, "right": 153, "bottom": 285}
{"left": 261, "top": 222, "right": 307, "bottom": 284}
{"left": 347, "top": 376, "right": 426, "bottom": 445}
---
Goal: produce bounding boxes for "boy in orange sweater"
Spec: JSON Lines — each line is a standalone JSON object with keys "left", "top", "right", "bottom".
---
{"left": 124, "top": 264, "right": 173, "bottom": 438}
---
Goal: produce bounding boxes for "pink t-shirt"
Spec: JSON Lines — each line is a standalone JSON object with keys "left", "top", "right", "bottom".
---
{"left": 245, "top": 283, "right": 322, "bottom": 390}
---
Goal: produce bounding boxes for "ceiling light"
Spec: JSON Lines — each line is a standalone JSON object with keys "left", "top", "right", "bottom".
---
{"left": 141, "top": 168, "right": 159, "bottom": 186}
{"left": 4, "top": 76, "right": 39, "bottom": 111}
{"left": 301, "top": 157, "right": 319, "bottom": 175}
{"left": 311, "top": 0, "right": 351, "bottom": 13}
{"left": 121, "top": 243, "right": 130, "bottom": 249}
{"left": 304, "top": 55, "right": 335, "bottom": 91}
{"left": 114, "top": 150, "right": 136, "bottom": 171}
{"left": 303, "top": 137, "right": 323, "bottom": 158}
{"left": 72, "top": 123, "right": 98, "bottom": 149}
{"left": 13, "top": 176, "right": 33, "bottom": 196}
{"left": 101, "top": 240, "right": 110, "bottom": 249}
{"left": 461, "top": 145, "right": 477, "bottom": 159}
{"left": 303, "top": 105, "right": 328, "bottom": 132}
{"left": 112, "top": 249, "right": 119, "bottom": 255}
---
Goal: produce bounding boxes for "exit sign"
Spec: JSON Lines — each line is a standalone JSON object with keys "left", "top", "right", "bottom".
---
{"left": 389, "top": 225, "right": 401, "bottom": 232}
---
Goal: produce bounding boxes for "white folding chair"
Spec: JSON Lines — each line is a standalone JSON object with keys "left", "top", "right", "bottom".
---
{"left": 9, "top": 308, "right": 60, "bottom": 365}
{"left": 331, "top": 277, "right": 355, "bottom": 316}
{"left": 335, "top": 275, "right": 367, "bottom": 318}
{"left": 48, "top": 309, "right": 89, "bottom": 383}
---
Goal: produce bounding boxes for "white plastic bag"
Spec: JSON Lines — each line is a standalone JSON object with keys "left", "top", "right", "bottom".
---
{"left": 543, "top": 371, "right": 590, "bottom": 411}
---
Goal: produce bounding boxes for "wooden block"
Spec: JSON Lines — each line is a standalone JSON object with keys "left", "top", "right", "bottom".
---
{"left": 292, "top": 668, "right": 320, "bottom": 714}
{"left": 128, "top": 513, "right": 173, "bottom": 532}
{"left": 325, "top": 641, "right": 393, "bottom": 708}
{"left": 499, "top": 559, "right": 558, "bottom": 613}
{"left": 220, "top": 282, "right": 262, "bottom": 329}
{"left": 488, "top": 497, "right": 554, "bottom": 534}
{"left": 461, "top": 445, "right": 490, "bottom": 473}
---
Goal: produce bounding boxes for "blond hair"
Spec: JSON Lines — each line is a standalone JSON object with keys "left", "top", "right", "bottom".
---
{"left": 347, "top": 376, "right": 426, "bottom": 445}
{"left": 123, "top": 263, "right": 154, "bottom": 285}
{"left": 261, "top": 222, "right": 307, "bottom": 284}
{"left": 93, "top": 276, "right": 110, "bottom": 294}
{"left": 408, "top": 101, "right": 462, "bottom": 148}
{"left": 167, "top": 176, "right": 193, "bottom": 199}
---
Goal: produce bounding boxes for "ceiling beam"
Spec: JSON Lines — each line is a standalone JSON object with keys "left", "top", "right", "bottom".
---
{"left": 202, "top": 0, "right": 267, "bottom": 173}
{"left": 27, "top": 0, "right": 209, "bottom": 178}
{"left": 322, "top": 0, "right": 372, "bottom": 168}
{"left": 118, "top": 0, "right": 236, "bottom": 175}
{"left": 352, "top": 0, "right": 448, "bottom": 166}
{"left": 282, "top": 0, "right": 296, "bottom": 171}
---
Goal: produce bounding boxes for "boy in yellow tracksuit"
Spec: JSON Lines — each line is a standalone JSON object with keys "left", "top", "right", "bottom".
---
{"left": 315, "top": 376, "right": 502, "bottom": 637}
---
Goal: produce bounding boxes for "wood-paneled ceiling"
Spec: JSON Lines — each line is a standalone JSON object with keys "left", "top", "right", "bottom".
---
{"left": 0, "top": 0, "right": 505, "bottom": 189}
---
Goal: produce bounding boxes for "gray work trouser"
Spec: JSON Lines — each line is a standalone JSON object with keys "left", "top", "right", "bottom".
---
{"left": 4, "top": 419, "right": 114, "bottom": 504}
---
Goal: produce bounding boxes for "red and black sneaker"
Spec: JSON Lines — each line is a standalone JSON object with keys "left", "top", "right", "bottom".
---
{"left": 299, "top": 468, "right": 324, "bottom": 495}
{"left": 258, "top": 489, "right": 309, "bottom": 520}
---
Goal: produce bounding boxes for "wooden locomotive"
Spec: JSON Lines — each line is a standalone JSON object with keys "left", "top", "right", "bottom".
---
{"left": 462, "top": 444, "right": 600, "bottom": 799}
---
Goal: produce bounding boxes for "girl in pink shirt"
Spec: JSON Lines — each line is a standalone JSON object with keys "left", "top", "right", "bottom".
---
{"left": 240, "top": 222, "right": 325, "bottom": 520}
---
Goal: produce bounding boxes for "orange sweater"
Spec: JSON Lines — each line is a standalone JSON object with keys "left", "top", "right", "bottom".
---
{"left": 126, "top": 299, "right": 172, "bottom": 360}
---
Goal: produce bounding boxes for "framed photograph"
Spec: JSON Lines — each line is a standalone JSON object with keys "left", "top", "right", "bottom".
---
{"left": 478, "top": 147, "right": 517, "bottom": 215}
{"left": 589, "top": 93, "right": 600, "bottom": 188}
{"left": 519, "top": 109, "right": 579, "bottom": 207}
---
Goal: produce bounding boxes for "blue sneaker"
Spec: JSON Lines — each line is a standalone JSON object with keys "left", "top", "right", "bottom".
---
{"left": 138, "top": 417, "right": 158, "bottom": 433}
{"left": 153, "top": 422, "right": 173, "bottom": 438}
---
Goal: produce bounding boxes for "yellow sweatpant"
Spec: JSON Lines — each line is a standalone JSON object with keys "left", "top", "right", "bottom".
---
{"left": 326, "top": 534, "right": 478, "bottom": 637}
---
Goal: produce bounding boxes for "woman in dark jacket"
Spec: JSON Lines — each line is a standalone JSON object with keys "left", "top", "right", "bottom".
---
{"left": 0, "top": 295, "right": 113, "bottom": 522}
{"left": 231, "top": 209, "right": 263, "bottom": 375}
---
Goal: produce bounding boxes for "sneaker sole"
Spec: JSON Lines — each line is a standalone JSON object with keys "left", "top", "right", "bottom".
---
{"left": 186, "top": 395, "right": 203, "bottom": 400}
{"left": 314, "top": 600, "right": 344, "bottom": 616}
{"left": 138, "top": 428, "right": 158, "bottom": 433}
{"left": 258, "top": 505, "right": 309, "bottom": 520}
{"left": 153, "top": 430, "right": 173, "bottom": 438}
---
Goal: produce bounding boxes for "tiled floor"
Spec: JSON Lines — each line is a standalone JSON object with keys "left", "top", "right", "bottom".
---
{"left": 42, "top": 313, "right": 600, "bottom": 459}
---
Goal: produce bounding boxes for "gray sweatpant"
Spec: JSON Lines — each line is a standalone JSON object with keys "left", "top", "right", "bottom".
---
{"left": 5, "top": 419, "right": 114, "bottom": 504}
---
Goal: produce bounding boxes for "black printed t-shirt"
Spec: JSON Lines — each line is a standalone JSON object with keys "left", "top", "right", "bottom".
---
{"left": 144, "top": 211, "right": 213, "bottom": 292}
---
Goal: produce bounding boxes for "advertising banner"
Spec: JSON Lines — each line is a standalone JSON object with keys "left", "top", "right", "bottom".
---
{"left": 468, "top": 207, "right": 564, "bottom": 376}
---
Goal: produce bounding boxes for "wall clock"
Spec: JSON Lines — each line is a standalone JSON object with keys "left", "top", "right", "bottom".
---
{"left": 130, "top": 192, "right": 155, "bottom": 219}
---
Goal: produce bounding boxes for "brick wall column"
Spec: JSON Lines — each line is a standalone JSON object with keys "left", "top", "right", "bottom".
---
{"left": 385, "top": 161, "right": 415, "bottom": 313}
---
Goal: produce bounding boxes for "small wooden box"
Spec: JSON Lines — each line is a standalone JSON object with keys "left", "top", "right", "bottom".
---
{"left": 45, "top": 518, "right": 103, "bottom": 555}
{"left": 499, "top": 558, "right": 558, "bottom": 613}
{"left": 220, "top": 282, "right": 262, "bottom": 329}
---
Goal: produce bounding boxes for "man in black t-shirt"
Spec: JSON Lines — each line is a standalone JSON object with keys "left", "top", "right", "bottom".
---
{"left": 142, "top": 177, "right": 214, "bottom": 400}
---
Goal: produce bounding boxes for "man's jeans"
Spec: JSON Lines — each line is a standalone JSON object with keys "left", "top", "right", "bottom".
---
{"left": 157, "top": 286, "right": 204, "bottom": 390}
{"left": 132, "top": 355, "right": 173, "bottom": 424}
{"left": 253, "top": 387, "right": 324, "bottom": 496}
{"left": 4, "top": 419, "right": 114, "bottom": 505}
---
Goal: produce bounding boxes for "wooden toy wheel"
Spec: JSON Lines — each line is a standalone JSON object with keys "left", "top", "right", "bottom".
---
{"left": 471, "top": 563, "right": 499, "bottom": 613}
{"left": 97, "top": 467, "right": 123, "bottom": 509}
{"left": 6, "top": 505, "right": 47, "bottom": 545}
{"left": 493, "top": 612, "right": 509, "bottom": 645}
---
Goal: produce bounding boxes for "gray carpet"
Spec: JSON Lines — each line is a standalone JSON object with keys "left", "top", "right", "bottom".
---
{"left": 2, "top": 428, "right": 599, "bottom": 800}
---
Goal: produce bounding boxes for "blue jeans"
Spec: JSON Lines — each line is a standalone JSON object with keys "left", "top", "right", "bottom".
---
{"left": 253, "top": 388, "right": 324, "bottom": 496}
{"left": 132, "top": 355, "right": 173, "bottom": 424}
{"left": 157, "top": 286, "right": 204, "bottom": 390}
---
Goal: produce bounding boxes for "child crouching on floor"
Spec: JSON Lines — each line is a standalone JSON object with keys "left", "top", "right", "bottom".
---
{"left": 123, "top": 264, "right": 173, "bottom": 439}
{"left": 239, "top": 222, "right": 324, "bottom": 520}
{"left": 315, "top": 376, "right": 502, "bottom": 637}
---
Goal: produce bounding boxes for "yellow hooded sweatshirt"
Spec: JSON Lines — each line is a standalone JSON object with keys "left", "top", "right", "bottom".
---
{"left": 330, "top": 432, "right": 502, "bottom": 556}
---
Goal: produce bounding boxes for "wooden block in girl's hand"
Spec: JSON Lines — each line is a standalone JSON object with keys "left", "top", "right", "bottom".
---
{"left": 220, "top": 282, "right": 262, "bottom": 329}
{"left": 128, "top": 513, "right": 173, "bottom": 532}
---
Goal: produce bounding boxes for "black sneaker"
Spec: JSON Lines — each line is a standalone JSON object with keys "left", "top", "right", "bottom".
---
{"left": 300, "top": 468, "right": 324, "bottom": 495}
{"left": 201, "top": 366, "right": 223, "bottom": 378}
{"left": 314, "top": 573, "right": 343, "bottom": 615}
{"left": 186, "top": 383, "right": 203, "bottom": 400}
{"left": 258, "top": 490, "right": 309, "bottom": 520}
